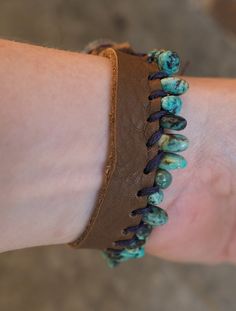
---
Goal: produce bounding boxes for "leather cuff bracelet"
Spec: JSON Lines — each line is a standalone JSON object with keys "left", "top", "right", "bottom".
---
{"left": 68, "top": 41, "right": 189, "bottom": 267}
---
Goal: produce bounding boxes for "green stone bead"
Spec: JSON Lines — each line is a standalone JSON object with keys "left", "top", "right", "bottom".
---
{"left": 136, "top": 225, "right": 152, "bottom": 240}
{"left": 154, "top": 169, "right": 172, "bottom": 189}
{"left": 103, "top": 247, "right": 145, "bottom": 267}
{"left": 158, "top": 134, "right": 189, "bottom": 152}
{"left": 147, "top": 190, "right": 164, "bottom": 206}
{"left": 161, "top": 96, "right": 183, "bottom": 114}
{"left": 159, "top": 152, "right": 187, "bottom": 170}
{"left": 122, "top": 247, "right": 145, "bottom": 259}
{"left": 160, "top": 114, "right": 187, "bottom": 130}
{"left": 142, "top": 206, "right": 168, "bottom": 227}
{"left": 161, "top": 77, "right": 189, "bottom": 95}
{"left": 147, "top": 49, "right": 161, "bottom": 62}
{"left": 158, "top": 50, "right": 180, "bottom": 75}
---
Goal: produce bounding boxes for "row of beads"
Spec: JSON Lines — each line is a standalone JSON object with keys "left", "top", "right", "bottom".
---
{"left": 146, "top": 49, "right": 189, "bottom": 210}
{"left": 103, "top": 49, "right": 189, "bottom": 267}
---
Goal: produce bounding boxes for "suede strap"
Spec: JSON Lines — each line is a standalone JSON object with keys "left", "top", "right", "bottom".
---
{"left": 69, "top": 47, "right": 162, "bottom": 250}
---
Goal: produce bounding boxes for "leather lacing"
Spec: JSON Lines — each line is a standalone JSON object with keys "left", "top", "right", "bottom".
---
{"left": 107, "top": 54, "right": 169, "bottom": 252}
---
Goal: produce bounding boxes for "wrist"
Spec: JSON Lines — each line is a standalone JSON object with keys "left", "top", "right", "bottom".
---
{"left": 146, "top": 77, "right": 236, "bottom": 263}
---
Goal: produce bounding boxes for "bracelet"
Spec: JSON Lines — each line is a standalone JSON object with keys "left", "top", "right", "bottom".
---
{"left": 68, "top": 41, "right": 189, "bottom": 267}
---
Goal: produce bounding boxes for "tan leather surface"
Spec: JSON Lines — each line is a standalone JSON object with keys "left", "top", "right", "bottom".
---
{"left": 69, "top": 47, "right": 161, "bottom": 250}
{"left": 88, "top": 41, "right": 135, "bottom": 55}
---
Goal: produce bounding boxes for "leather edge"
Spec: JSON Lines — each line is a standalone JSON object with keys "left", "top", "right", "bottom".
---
{"left": 68, "top": 48, "right": 118, "bottom": 248}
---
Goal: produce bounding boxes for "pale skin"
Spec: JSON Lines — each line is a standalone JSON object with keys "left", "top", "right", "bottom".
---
{"left": 0, "top": 39, "right": 235, "bottom": 264}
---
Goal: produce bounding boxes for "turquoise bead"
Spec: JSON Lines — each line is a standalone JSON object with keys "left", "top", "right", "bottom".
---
{"left": 103, "top": 247, "right": 145, "bottom": 268}
{"left": 142, "top": 206, "right": 168, "bottom": 227}
{"left": 147, "top": 189, "right": 164, "bottom": 206}
{"left": 159, "top": 152, "right": 187, "bottom": 170}
{"left": 158, "top": 50, "right": 180, "bottom": 75}
{"left": 154, "top": 169, "right": 172, "bottom": 189}
{"left": 158, "top": 134, "right": 189, "bottom": 152}
{"left": 161, "top": 96, "right": 183, "bottom": 114}
{"left": 147, "top": 50, "right": 180, "bottom": 75}
{"left": 136, "top": 225, "right": 152, "bottom": 240}
{"left": 122, "top": 247, "right": 145, "bottom": 259}
{"left": 160, "top": 114, "right": 187, "bottom": 130}
{"left": 147, "top": 49, "right": 161, "bottom": 62}
{"left": 161, "top": 77, "right": 189, "bottom": 95}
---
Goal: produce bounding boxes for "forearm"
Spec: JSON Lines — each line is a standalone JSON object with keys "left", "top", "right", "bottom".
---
{"left": 0, "top": 39, "right": 111, "bottom": 251}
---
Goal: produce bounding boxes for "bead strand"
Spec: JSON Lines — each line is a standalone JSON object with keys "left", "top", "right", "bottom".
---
{"left": 103, "top": 49, "right": 189, "bottom": 267}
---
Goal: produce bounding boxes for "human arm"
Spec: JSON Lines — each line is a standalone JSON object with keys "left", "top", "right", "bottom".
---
{"left": 0, "top": 39, "right": 236, "bottom": 265}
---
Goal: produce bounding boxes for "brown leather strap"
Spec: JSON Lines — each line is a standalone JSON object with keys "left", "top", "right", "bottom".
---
{"left": 69, "top": 47, "right": 162, "bottom": 250}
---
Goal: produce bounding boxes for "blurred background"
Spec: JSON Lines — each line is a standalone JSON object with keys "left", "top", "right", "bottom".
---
{"left": 0, "top": 0, "right": 236, "bottom": 310}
